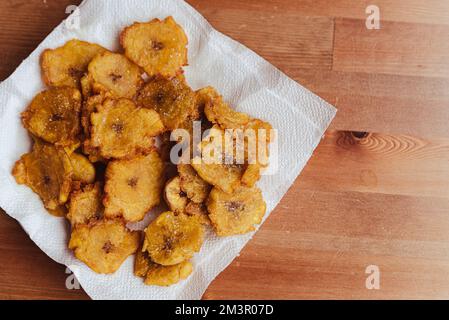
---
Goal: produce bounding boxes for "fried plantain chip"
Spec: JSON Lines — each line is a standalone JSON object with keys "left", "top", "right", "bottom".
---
{"left": 120, "top": 16, "right": 188, "bottom": 78}
{"left": 67, "top": 183, "right": 103, "bottom": 226}
{"left": 68, "top": 219, "right": 140, "bottom": 274}
{"left": 134, "top": 244, "right": 152, "bottom": 277}
{"left": 87, "top": 52, "right": 143, "bottom": 99}
{"left": 207, "top": 185, "right": 266, "bottom": 236}
{"left": 241, "top": 163, "right": 261, "bottom": 187}
{"left": 12, "top": 140, "right": 73, "bottom": 211}
{"left": 203, "top": 87, "right": 250, "bottom": 129}
{"left": 104, "top": 151, "right": 164, "bottom": 222}
{"left": 143, "top": 211, "right": 204, "bottom": 266}
{"left": 185, "top": 201, "right": 211, "bottom": 226}
{"left": 80, "top": 74, "right": 92, "bottom": 98}
{"left": 81, "top": 94, "right": 105, "bottom": 137}
{"left": 178, "top": 164, "right": 211, "bottom": 204}
{"left": 21, "top": 87, "right": 82, "bottom": 147}
{"left": 134, "top": 247, "right": 192, "bottom": 286}
{"left": 191, "top": 127, "right": 244, "bottom": 194}
{"left": 48, "top": 205, "right": 68, "bottom": 217}
{"left": 136, "top": 76, "right": 195, "bottom": 130}
{"left": 41, "top": 40, "right": 107, "bottom": 88}
{"left": 145, "top": 260, "right": 192, "bottom": 286}
{"left": 90, "top": 98, "right": 164, "bottom": 159}
{"left": 164, "top": 176, "right": 188, "bottom": 213}
{"left": 68, "top": 152, "right": 96, "bottom": 184}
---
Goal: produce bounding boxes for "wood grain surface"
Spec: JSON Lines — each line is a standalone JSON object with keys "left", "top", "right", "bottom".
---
{"left": 1, "top": 0, "right": 449, "bottom": 300}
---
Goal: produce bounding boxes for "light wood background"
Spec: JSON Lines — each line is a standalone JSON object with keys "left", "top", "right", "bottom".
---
{"left": 1, "top": 0, "right": 449, "bottom": 300}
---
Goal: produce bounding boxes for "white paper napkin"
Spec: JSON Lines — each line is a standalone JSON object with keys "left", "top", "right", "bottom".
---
{"left": 0, "top": 0, "right": 336, "bottom": 300}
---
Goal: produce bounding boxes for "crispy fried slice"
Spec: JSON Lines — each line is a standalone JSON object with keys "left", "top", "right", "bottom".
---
{"left": 67, "top": 183, "right": 103, "bottom": 226}
{"left": 191, "top": 127, "right": 244, "bottom": 194}
{"left": 83, "top": 141, "right": 106, "bottom": 164}
{"left": 207, "top": 185, "right": 266, "bottom": 236}
{"left": 203, "top": 87, "right": 250, "bottom": 129}
{"left": 80, "top": 74, "right": 92, "bottom": 98}
{"left": 41, "top": 40, "right": 107, "bottom": 88}
{"left": 81, "top": 94, "right": 107, "bottom": 164}
{"left": 143, "top": 211, "right": 204, "bottom": 266}
{"left": 134, "top": 248, "right": 192, "bottom": 286}
{"left": 134, "top": 245, "right": 152, "bottom": 277}
{"left": 68, "top": 219, "right": 140, "bottom": 274}
{"left": 87, "top": 52, "right": 143, "bottom": 99}
{"left": 164, "top": 176, "right": 188, "bottom": 213}
{"left": 47, "top": 205, "right": 68, "bottom": 217}
{"left": 244, "top": 118, "right": 273, "bottom": 167}
{"left": 178, "top": 164, "right": 210, "bottom": 203}
{"left": 21, "top": 87, "right": 82, "bottom": 147}
{"left": 145, "top": 260, "right": 192, "bottom": 286}
{"left": 81, "top": 94, "right": 104, "bottom": 137}
{"left": 104, "top": 151, "right": 164, "bottom": 222}
{"left": 241, "top": 164, "right": 261, "bottom": 187}
{"left": 68, "top": 152, "right": 96, "bottom": 184}
{"left": 185, "top": 201, "right": 211, "bottom": 226}
{"left": 12, "top": 140, "right": 73, "bottom": 211}
{"left": 90, "top": 98, "right": 164, "bottom": 159}
{"left": 120, "top": 16, "right": 188, "bottom": 78}
{"left": 136, "top": 76, "right": 195, "bottom": 130}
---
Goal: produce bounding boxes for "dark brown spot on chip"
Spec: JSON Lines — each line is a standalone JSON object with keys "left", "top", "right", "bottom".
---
{"left": 225, "top": 201, "right": 244, "bottom": 212}
{"left": 154, "top": 92, "right": 165, "bottom": 105}
{"left": 102, "top": 240, "right": 114, "bottom": 254}
{"left": 50, "top": 113, "right": 64, "bottom": 122}
{"left": 111, "top": 122, "right": 124, "bottom": 134}
{"left": 68, "top": 67, "right": 84, "bottom": 80}
{"left": 43, "top": 175, "right": 51, "bottom": 185}
{"left": 151, "top": 41, "right": 164, "bottom": 51}
{"left": 109, "top": 73, "right": 123, "bottom": 83}
{"left": 162, "top": 236, "right": 173, "bottom": 251}
{"left": 127, "top": 177, "right": 138, "bottom": 188}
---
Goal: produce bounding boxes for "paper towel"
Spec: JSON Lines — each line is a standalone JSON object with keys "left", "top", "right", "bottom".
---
{"left": 0, "top": 0, "right": 336, "bottom": 300}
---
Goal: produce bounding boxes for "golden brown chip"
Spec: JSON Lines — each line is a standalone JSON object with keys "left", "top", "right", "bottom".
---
{"left": 136, "top": 76, "right": 195, "bottom": 130}
{"left": 90, "top": 98, "right": 164, "bottom": 159}
{"left": 185, "top": 201, "right": 211, "bottom": 226}
{"left": 134, "top": 245, "right": 152, "bottom": 277}
{"left": 241, "top": 164, "right": 261, "bottom": 187}
{"left": 67, "top": 183, "right": 103, "bottom": 226}
{"left": 191, "top": 127, "right": 244, "bottom": 194}
{"left": 81, "top": 94, "right": 105, "bottom": 137}
{"left": 104, "top": 151, "right": 164, "bottom": 222}
{"left": 178, "top": 164, "right": 211, "bottom": 204}
{"left": 12, "top": 140, "right": 73, "bottom": 211}
{"left": 87, "top": 52, "right": 143, "bottom": 99}
{"left": 21, "top": 87, "right": 82, "bottom": 147}
{"left": 80, "top": 74, "right": 92, "bottom": 98}
{"left": 134, "top": 248, "right": 192, "bottom": 286}
{"left": 68, "top": 219, "right": 140, "bottom": 274}
{"left": 68, "top": 152, "right": 96, "bottom": 184}
{"left": 203, "top": 87, "right": 250, "bottom": 129}
{"left": 164, "top": 176, "right": 188, "bottom": 213}
{"left": 120, "top": 16, "right": 188, "bottom": 78}
{"left": 47, "top": 205, "right": 68, "bottom": 217}
{"left": 207, "top": 185, "right": 266, "bottom": 236}
{"left": 41, "top": 39, "right": 107, "bottom": 88}
{"left": 145, "top": 260, "right": 192, "bottom": 286}
{"left": 143, "top": 211, "right": 204, "bottom": 266}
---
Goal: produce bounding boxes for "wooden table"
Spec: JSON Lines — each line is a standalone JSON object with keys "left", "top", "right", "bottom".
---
{"left": 1, "top": 0, "right": 449, "bottom": 300}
